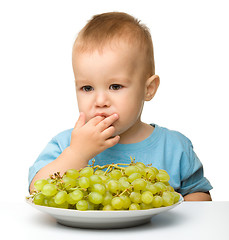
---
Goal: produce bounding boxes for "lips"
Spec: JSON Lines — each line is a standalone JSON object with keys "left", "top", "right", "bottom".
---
{"left": 94, "top": 113, "right": 110, "bottom": 118}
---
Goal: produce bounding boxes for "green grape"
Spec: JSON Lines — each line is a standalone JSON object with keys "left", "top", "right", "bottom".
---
{"left": 103, "top": 204, "right": 114, "bottom": 211}
{"left": 89, "top": 175, "right": 102, "bottom": 184}
{"left": 109, "top": 169, "right": 122, "bottom": 179}
{"left": 79, "top": 167, "right": 94, "bottom": 177}
{"left": 33, "top": 193, "right": 45, "bottom": 205}
{"left": 125, "top": 166, "right": 140, "bottom": 176}
{"left": 140, "top": 202, "right": 152, "bottom": 210}
{"left": 78, "top": 177, "right": 90, "bottom": 188}
{"left": 88, "top": 192, "right": 104, "bottom": 204}
{"left": 102, "top": 191, "right": 113, "bottom": 205}
{"left": 119, "top": 177, "right": 130, "bottom": 190}
{"left": 34, "top": 179, "right": 48, "bottom": 191}
{"left": 94, "top": 169, "right": 105, "bottom": 175}
{"left": 107, "top": 179, "right": 121, "bottom": 193}
{"left": 57, "top": 201, "right": 69, "bottom": 209}
{"left": 154, "top": 182, "right": 167, "bottom": 192}
{"left": 145, "top": 182, "right": 158, "bottom": 194}
{"left": 87, "top": 201, "right": 95, "bottom": 210}
{"left": 71, "top": 189, "right": 84, "bottom": 202}
{"left": 156, "top": 170, "right": 170, "bottom": 182}
{"left": 91, "top": 183, "right": 106, "bottom": 195}
{"left": 128, "top": 172, "right": 142, "bottom": 183}
{"left": 67, "top": 193, "right": 77, "bottom": 204}
{"left": 111, "top": 197, "right": 124, "bottom": 210}
{"left": 43, "top": 198, "right": 49, "bottom": 206}
{"left": 76, "top": 200, "right": 88, "bottom": 210}
{"left": 150, "top": 167, "right": 159, "bottom": 175}
{"left": 62, "top": 176, "right": 77, "bottom": 189}
{"left": 130, "top": 192, "right": 142, "bottom": 203}
{"left": 41, "top": 184, "right": 57, "bottom": 197}
{"left": 144, "top": 168, "right": 156, "bottom": 181}
{"left": 54, "top": 191, "right": 67, "bottom": 205}
{"left": 152, "top": 196, "right": 163, "bottom": 208}
{"left": 129, "top": 203, "right": 141, "bottom": 210}
{"left": 99, "top": 175, "right": 109, "bottom": 182}
{"left": 132, "top": 178, "right": 147, "bottom": 191}
{"left": 162, "top": 191, "right": 174, "bottom": 206}
{"left": 66, "top": 169, "right": 79, "bottom": 179}
{"left": 48, "top": 197, "right": 59, "bottom": 208}
{"left": 166, "top": 185, "right": 175, "bottom": 192}
{"left": 173, "top": 192, "right": 180, "bottom": 203}
{"left": 135, "top": 162, "right": 146, "bottom": 169}
{"left": 141, "top": 191, "right": 153, "bottom": 204}
{"left": 120, "top": 195, "right": 131, "bottom": 209}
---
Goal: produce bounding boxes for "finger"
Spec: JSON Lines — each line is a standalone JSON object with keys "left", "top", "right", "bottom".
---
{"left": 105, "top": 135, "right": 120, "bottom": 148}
{"left": 74, "top": 112, "right": 86, "bottom": 129}
{"left": 102, "top": 125, "right": 116, "bottom": 139}
{"left": 88, "top": 115, "right": 105, "bottom": 125}
{"left": 97, "top": 113, "right": 119, "bottom": 132}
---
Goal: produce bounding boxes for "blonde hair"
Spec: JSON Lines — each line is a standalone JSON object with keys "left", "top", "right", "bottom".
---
{"left": 73, "top": 12, "right": 155, "bottom": 77}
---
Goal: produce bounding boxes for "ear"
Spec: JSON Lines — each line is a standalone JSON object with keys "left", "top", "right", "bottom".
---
{"left": 144, "top": 75, "right": 160, "bottom": 101}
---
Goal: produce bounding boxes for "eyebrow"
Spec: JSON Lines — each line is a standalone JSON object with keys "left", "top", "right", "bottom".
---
{"left": 75, "top": 77, "right": 131, "bottom": 85}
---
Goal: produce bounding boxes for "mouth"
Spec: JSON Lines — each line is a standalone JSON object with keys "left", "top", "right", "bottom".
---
{"left": 94, "top": 113, "right": 110, "bottom": 118}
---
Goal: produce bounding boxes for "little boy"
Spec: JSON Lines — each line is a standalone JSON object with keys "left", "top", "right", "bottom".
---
{"left": 29, "top": 12, "right": 212, "bottom": 200}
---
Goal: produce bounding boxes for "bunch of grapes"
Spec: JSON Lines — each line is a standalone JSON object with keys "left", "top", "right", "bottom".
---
{"left": 28, "top": 158, "right": 181, "bottom": 211}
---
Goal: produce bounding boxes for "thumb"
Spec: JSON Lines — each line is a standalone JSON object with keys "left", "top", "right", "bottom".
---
{"left": 74, "top": 112, "right": 86, "bottom": 129}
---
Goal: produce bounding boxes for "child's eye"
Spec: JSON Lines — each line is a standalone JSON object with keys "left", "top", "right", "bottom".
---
{"left": 82, "top": 86, "right": 93, "bottom": 92}
{"left": 110, "top": 84, "right": 122, "bottom": 90}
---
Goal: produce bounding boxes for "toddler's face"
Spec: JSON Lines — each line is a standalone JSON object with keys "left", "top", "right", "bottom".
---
{"left": 72, "top": 41, "right": 148, "bottom": 138}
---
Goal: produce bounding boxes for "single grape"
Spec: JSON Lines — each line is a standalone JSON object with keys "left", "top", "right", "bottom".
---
{"left": 162, "top": 191, "right": 174, "bottom": 206}
{"left": 109, "top": 169, "right": 122, "bottom": 179}
{"left": 154, "top": 182, "right": 167, "bottom": 192}
{"left": 62, "top": 176, "right": 77, "bottom": 189}
{"left": 41, "top": 184, "right": 57, "bottom": 197}
{"left": 76, "top": 200, "right": 88, "bottom": 210}
{"left": 152, "top": 196, "right": 163, "bottom": 208}
{"left": 71, "top": 189, "right": 84, "bottom": 202}
{"left": 128, "top": 172, "right": 142, "bottom": 183}
{"left": 120, "top": 195, "right": 131, "bottom": 209}
{"left": 130, "top": 192, "right": 142, "bottom": 203}
{"left": 111, "top": 197, "right": 124, "bottom": 210}
{"left": 124, "top": 166, "right": 140, "bottom": 176}
{"left": 33, "top": 193, "right": 45, "bottom": 205}
{"left": 89, "top": 175, "right": 102, "bottom": 184}
{"left": 34, "top": 179, "right": 48, "bottom": 191}
{"left": 103, "top": 204, "right": 114, "bottom": 211}
{"left": 129, "top": 203, "right": 141, "bottom": 210}
{"left": 140, "top": 202, "right": 152, "bottom": 210}
{"left": 79, "top": 167, "right": 94, "bottom": 177}
{"left": 94, "top": 170, "right": 105, "bottom": 175}
{"left": 78, "top": 177, "right": 90, "bottom": 188}
{"left": 54, "top": 191, "right": 67, "bottom": 205}
{"left": 102, "top": 191, "right": 113, "bottom": 205}
{"left": 107, "top": 179, "right": 121, "bottom": 193}
{"left": 88, "top": 192, "right": 104, "bottom": 204}
{"left": 141, "top": 191, "right": 153, "bottom": 204}
{"left": 145, "top": 182, "right": 158, "bottom": 194}
{"left": 132, "top": 178, "right": 147, "bottom": 191}
{"left": 156, "top": 170, "right": 170, "bottom": 182}
{"left": 66, "top": 169, "right": 79, "bottom": 179}
{"left": 91, "top": 183, "right": 106, "bottom": 195}
{"left": 173, "top": 192, "right": 181, "bottom": 203}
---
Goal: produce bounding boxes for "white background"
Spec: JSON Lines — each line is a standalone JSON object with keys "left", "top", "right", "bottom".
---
{"left": 0, "top": 0, "right": 228, "bottom": 201}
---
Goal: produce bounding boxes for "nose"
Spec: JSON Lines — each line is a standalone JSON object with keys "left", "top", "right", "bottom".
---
{"left": 95, "top": 91, "right": 110, "bottom": 108}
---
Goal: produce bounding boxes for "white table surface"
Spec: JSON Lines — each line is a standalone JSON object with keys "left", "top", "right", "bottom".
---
{"left": 1, "top": 201, "right": 228, "bottom": 240}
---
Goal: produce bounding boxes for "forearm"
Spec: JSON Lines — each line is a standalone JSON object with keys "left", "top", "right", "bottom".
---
{"left": 184, "top": 191, "right": 212, "bottom": 201}
{"left": 29, "top": 147, "right": 89, "bottom": 193}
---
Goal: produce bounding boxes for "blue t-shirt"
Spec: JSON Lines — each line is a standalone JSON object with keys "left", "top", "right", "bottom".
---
{"left": 28, "top": 124, "right": 213, "bottom": 196}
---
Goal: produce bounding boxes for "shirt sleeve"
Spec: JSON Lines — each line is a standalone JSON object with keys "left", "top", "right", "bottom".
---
{"left": 178, "top": 139, "right": 213, "bottom": 196}
{"left": 28, "top": 137, "right": 62, "bottom": 190}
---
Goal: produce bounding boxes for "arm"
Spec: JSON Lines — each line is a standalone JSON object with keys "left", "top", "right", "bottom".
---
{"left": 29, "top": 112, "right": 120, "bottom": 193}
{"left": 184, "top": 191, "right": 212, "bottom": 201}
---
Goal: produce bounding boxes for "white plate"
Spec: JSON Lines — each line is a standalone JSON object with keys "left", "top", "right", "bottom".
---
{"left": 26, "top": 196, "right": 183, "bottom": 229}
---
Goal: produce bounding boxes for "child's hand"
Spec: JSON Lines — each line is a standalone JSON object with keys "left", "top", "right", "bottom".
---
{"left": 69, "top": 112, "right": 120, "bottom": 162}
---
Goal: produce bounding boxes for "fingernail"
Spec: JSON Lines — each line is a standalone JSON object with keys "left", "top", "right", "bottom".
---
{"left": 113, "top": 113, "right": 118, "bottom": 118}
